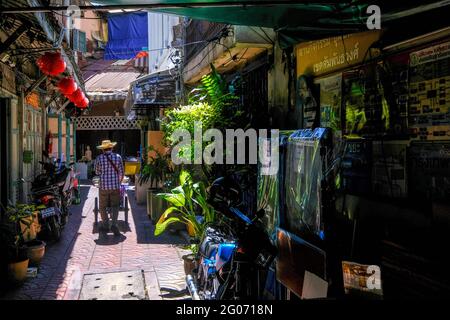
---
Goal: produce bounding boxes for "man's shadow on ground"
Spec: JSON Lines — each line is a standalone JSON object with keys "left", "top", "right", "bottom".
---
{"left": 94, "top": 232, "right": 127, "bottom": 245}
{"left": 92, "top": 220, "right": 130, "bottom": 245}
{"left": 92, "top": 220, "right": 132, "bottom": 234}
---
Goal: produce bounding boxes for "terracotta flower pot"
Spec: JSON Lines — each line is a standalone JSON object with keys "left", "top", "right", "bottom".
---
{"left": 25, "top": 239, "right": 46, "bottom": 267}
{"left": 8, "top": 258, "right": 29, "bottom": 283}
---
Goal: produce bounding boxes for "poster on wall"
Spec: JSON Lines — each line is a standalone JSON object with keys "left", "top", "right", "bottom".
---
{"left": 382, "top": 53, "right": 410, "bottom": 138}
{"left": 315, "top": 74, "right": 342, "bottom": 136}
{"left": 342, "top": 70, "right": 366, "bottom": 136}
{"left": 409, "top": 41, "right": 450, "bottom": 141}
{"left": 342, "top": 66, "right": 388, "bottom": 138}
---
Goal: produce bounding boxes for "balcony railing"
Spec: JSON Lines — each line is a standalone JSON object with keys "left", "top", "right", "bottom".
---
{"left": 75, "top": 116, "right": 138, "bottom": 130}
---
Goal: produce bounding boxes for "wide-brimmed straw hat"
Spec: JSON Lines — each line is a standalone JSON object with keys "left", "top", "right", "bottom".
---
{"left": 96, "top": 140, "right": 117, "bottom": 149}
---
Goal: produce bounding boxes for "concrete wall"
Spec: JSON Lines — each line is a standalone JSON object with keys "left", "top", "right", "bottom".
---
{"left": 183, "top": 25, "right": 272, "bottom": 84}
{"left": 147, "top": 12, "right": 180, "bottom": 74}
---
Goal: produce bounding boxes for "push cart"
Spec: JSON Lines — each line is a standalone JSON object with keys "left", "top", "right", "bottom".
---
{"left": 92, "top": 176, "right": 129, "bottom": 224}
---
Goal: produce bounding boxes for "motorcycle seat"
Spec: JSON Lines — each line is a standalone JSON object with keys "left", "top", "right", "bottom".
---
{"left": 31, "top": 184, "right": 59, "bottom": 195}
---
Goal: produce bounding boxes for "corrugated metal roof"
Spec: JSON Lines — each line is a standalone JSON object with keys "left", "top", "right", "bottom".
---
{"left": 82, "top": 49, "right": 146, "bottom": 101}
{"left": 82, "top": 59, "right": 116, "bottom": 80}
{"left": 86, "top": 70, "right": 142, "bottom": 92}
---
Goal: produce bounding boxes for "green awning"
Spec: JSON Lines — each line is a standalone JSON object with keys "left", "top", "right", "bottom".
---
{"left": 92, "top": 1, "right": 369, "bottom": 47}
{"left": 91, "top": 1, "right": 450, "bottom": 48}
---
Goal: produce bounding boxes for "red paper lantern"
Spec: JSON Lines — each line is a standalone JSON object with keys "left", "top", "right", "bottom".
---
{"left": 36, "top": 54, "right": 52, "bottom": 74}
{"left": 77, "top": 97, "right": 89, "bottom": 109}
{"left": 68, "top": 88, "right": 84, "bottom": 104}
{"left": 58, "top": 77, "right": 77, "bottom": 95}
{"left": 37, "top": 52, "right": 66, "bottom": 76}
{"left": 48, "top": 58, "right": 66, "bottom": 76}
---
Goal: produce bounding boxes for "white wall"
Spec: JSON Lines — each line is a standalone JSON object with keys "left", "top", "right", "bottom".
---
{"left": 147, "top": 12, "right": 180, "bottom": 74}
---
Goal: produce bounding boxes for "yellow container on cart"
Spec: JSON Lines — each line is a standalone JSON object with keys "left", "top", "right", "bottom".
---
{"left": 124, "top": 161, "right": 140, "bottom": 176}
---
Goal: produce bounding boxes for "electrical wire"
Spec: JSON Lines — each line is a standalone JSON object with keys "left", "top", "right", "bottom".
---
{"left": 181, "top": 43, "right": 217, "bottom": 75}
{"left": 181, "top": 26, "right": 232, "bottom": 75}
{"left": 259, "top": 27, "right": 275, "bottom": 45}
{"left": 249, "top": 26, "right": 273, "bottom": 46}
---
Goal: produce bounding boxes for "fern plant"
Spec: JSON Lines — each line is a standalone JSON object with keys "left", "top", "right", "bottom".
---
{"left": 161, "top": 65, "right": 243, "bottom": 164}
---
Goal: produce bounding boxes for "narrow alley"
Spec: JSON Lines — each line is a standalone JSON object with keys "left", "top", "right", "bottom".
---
{"left": 2, "top": 0, "right": 450, "bottom": 306}
{"left": 2, "top": 183, "right": 190, "bottom": 300}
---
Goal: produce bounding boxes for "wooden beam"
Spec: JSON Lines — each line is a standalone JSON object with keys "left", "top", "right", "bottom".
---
{"left": 0, "top": 24, "right": 28, "bottom": 55}
{"left": 24, "top": 74, "right": 47, "bottom": 98}
{"left": 56, "top": 99, "right": 71, "bottom": 114}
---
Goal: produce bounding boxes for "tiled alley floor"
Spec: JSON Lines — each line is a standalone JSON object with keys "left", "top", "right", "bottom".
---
{"left": 1, "top": 182, "right": 191, "bottom": 300}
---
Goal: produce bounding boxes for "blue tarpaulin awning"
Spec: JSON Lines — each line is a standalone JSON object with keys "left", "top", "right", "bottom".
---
{"left": 104, "top": 11, "right": 148, "bottom": 60}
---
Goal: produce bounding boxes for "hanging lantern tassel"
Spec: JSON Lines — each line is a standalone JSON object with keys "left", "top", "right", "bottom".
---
{"left": 58, "top": 77, "right": 78, "bottom": 95}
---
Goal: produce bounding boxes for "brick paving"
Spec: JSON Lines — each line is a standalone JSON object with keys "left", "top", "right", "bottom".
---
{"left": 1, "top": 182, "right": 191, "bottom": 300}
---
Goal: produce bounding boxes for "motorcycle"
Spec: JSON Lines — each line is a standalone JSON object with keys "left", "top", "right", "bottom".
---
{"left": 29, "top": 156, "right": 78, "bottom": 240}
{"left": 187, "top": 177, "right": 277, "bottom": 300}
{"left": 30, "top": 184, "right": 64, "bottom": 241}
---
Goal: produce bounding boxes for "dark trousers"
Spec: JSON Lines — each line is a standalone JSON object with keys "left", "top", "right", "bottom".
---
{"left": 99, "top": 189, "right": 120, "bottom": 227}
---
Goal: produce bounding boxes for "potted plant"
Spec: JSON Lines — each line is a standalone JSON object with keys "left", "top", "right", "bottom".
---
{"left": 154, "top": 170, "right": 215, "bottom": 274}
{"left": 0, "top": 222, "right": 29, "bottom": 284}
{"left": 139, "top": 146, "right": 173, "bottom": 224}
{"left": 7, "top": 203, "right": 47, "bottom": 268}
{"left": 7, "top": 203, "right": 42, "bottom": 242}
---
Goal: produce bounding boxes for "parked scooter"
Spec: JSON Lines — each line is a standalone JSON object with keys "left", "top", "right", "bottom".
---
{"left": 30, "top": 184, "right": 64, "bottom": 241}
{"left": 187, "top": 176, "right": 277, "bottom": 300}
{"left": 29, "top": 155, "right": 78, "bottom": 240}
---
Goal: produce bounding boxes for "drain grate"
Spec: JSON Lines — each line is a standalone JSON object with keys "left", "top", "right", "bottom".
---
{"left": 79, "top": 270, "right": 147, "bottom": 300}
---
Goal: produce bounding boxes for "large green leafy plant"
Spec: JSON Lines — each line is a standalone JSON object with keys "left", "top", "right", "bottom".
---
{"left": 154, "top": 170, "right": 215, "bottom": 247}
{"left": 138, "top": 146, "right": 173, "bottom": 187}
{"left": 161, "top": 65, "right": 244, "bottom": 166}
{"left": 1, "top": 203, "right": 45, "bottom": 260}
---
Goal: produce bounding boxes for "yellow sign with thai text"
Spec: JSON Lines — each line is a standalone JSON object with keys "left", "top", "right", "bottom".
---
{"left": 296, "top": 30, "right": 382, "bottom": 77}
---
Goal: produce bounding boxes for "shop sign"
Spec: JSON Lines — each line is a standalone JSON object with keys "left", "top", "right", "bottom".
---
{"left": 26, "top": 92, "right": 40, "bottom": 109}
{"left": 296, "top": 30, "right": 382, "bottom": 77}
{"left": 410, "top": 41, "right": 450, "bottom": 67}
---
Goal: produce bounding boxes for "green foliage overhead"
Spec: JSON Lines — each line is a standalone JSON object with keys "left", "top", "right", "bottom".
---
{"left": 161, "top": 64, "right": 245, "bottom": 163}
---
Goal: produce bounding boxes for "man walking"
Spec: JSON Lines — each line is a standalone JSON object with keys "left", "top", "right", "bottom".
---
{"left": 95, "top": 140, "right": 124, "bottom": 236}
